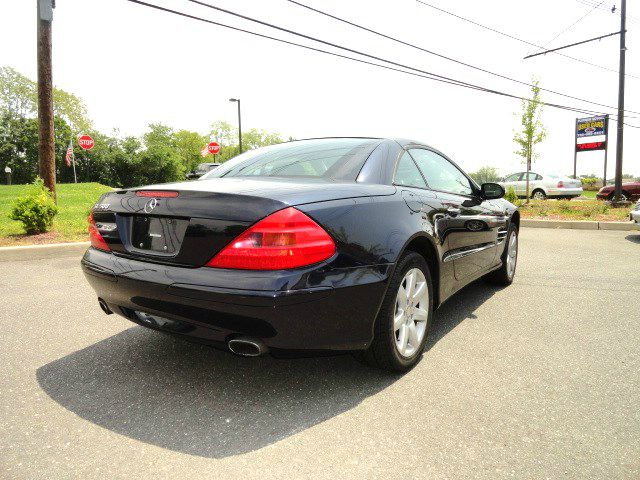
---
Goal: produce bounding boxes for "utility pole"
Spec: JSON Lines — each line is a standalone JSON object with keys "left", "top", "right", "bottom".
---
{"left": 603, "top": 114, "right": 609, "bottom": 188}
{"left": 37, "top": 0, "right": 56, "bottom": 200}
{"left": 614, "top": 0, "right": 626, "bottom": 203}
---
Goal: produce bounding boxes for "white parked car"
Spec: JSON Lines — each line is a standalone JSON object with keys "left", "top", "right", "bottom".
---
{"left": 499, "top": 171, "right": 583, "bottom": 200}
{"left": 631, "top": 200, "right": 640, "bottom": 226}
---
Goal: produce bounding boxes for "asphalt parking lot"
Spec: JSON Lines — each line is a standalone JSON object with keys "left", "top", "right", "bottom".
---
{"left": 1, "top": 228, "right": 639, "bottom": 479}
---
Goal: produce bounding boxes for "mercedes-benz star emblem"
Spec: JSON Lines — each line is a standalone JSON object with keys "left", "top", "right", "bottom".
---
{"left": 144, "top": 198, "right": 158, "bottom": 213}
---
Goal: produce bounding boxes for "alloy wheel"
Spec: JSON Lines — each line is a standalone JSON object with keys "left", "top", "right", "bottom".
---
{"left": 506, "top": 231, "right": 518, "bottom": 278}
{"left": 394, "top": 268, "right": 429, "bottom": 358}
{"left": 532, "top": 191, "right": 545, "bottom": 200}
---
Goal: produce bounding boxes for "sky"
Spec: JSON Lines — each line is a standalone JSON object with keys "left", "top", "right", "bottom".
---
{"left": 1, "top": 0, "right": 639, "bottom": 177}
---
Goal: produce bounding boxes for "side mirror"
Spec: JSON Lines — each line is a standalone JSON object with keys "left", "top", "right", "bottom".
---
{"left": 481, "top": 182, "right": 505, "bottom": 200}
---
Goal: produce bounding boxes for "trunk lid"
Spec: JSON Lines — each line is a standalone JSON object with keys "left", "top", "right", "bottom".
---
{"left": 92, "top": 178, "right": 395, "bottom": 266}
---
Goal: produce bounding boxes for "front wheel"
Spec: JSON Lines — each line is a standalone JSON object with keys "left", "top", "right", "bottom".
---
{"left": 360, "top": 252, "right": 433, "bottom": 372}
{"left": 486, "top": 225, "right": 518, "bottom": 286}
{"left": 609, "top": 191, "right": 628, "bottom": 202}
{"left": 531, "top": 190, "right": 546, "bottom": 200}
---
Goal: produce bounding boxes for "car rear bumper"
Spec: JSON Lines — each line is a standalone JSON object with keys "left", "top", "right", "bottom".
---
{"left": 546, "top": 187, "right": 583, "bottom": 197}
{"left": 81, "top": 248, "right": 391, "bottom": 353}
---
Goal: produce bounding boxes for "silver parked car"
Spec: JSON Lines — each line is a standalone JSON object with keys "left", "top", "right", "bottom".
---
{"left": 499, "top": 171, "right": 583, "bottom": 200}
{"left": 631, "top": 200, "right": 640, "bottom": 226}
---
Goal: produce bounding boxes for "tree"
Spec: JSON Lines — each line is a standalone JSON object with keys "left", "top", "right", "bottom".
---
{"left": 469, "top": 166, "right": 500, "bottom": 185}
{"left": 208, "top": 121, "right": 283, "bottom": 162}
{"left": 0, "top": 66, "right": 91, "bottom": 132}
{"left": 0, "top": 112, "right": 73, "bottom": 184}
{"left": 173, "top": 129, "right": 207, "bottom": 174}
{"left": 52, "top": 87, "right": 92, "bottom": 132}
{"left": 514, "top": 79, "right": 546, "bottom": 202}
{"left": 0, "top": 66, "right": 36, "bottom": 118}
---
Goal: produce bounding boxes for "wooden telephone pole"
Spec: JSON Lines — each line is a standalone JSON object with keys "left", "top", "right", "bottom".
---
{"left": 613, "top": 0, "right": 627, "bottom": 203}
{"left": 37, "top": 0, "right": 56, "bottom": 200}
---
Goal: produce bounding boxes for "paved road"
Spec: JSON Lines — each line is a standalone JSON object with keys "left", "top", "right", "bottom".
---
{"left": 1, "top": 229, "right": 639, "bottom": 479}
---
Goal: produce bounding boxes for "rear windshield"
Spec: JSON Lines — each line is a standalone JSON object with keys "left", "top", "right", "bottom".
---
{"left": 200, "top": 138, "right": 381, "bottom": 181}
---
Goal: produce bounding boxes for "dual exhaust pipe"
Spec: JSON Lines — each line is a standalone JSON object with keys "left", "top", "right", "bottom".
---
{"left": 97, "top": 298, "right": 267, "bottom": 357}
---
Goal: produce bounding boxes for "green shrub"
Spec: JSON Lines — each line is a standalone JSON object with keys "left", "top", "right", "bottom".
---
{"left": 9, "top": 178, "right": 59, "bottom": 234}
{"left": 581, "top": 177, "right": 600, "bottom": 191}
{"left": 504, "top": 186, "right": 518, "bottom": 205}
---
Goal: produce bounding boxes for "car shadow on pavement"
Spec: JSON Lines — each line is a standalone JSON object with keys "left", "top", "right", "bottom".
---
{"left": 429, "top": 280, "right": 501, "bottom": 349}
{"left": 625, "top": 234, "right": 640, "bottom": 244}
{"left": 36, "top": 281, "right": 498, "bottom": 459}
{"left": 36, "top": 327, "right": 397, "bottom": 458}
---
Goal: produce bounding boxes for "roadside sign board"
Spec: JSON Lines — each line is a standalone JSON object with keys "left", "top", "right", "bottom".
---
{"left": 207, "top": 142, "right": 220, "bottom": 155}
{"left": 78, "top": 135, "right": 95, "bottom": 150}
{"left": 576, "top": 141, "right": 606, "bottom": 152}
{"left": 576, "top": 116, "right": 607, "bottom": 138}
{"left": 573, "top": 114, "right": 609, "bottom": 180}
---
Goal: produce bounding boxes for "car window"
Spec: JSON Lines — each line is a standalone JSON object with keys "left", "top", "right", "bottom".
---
{"left": 536, "top": 174, "right": 543, "bottom": 180}
{"left": 504, "top": 173, "right": 520, "bottom": 182}
{"left": 201, "top": 138, "right": 380, "bottom": 181}
{"left": 394, "top": 152, "right": 427, "bottom": 188}
{"left": 409, "top": 149, "right": 473, "bottom": 196}
{"left": 525, "top": 172, "right": 538, "bottom": 181}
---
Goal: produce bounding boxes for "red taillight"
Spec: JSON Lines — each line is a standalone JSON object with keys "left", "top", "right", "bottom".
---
{"left": 88, "top": 213, "right": 111, "bottom": 252}
{"left": 135, "top": 191, "right": 179, "bottom": 198}
{"left": 206, "top": 207, "right": 336, "bottom": 270}
{"left": 557, "top": 181, "right": 564, "bottom": 188}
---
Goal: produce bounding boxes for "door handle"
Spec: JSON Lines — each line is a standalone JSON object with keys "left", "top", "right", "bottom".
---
{"left": 446, "top": 207, "right": 461, "bottom": 217}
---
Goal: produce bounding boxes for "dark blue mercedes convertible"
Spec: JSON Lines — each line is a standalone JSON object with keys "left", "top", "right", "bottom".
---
{"left": 82, "top": 137, "right": 519, "bottom": 372}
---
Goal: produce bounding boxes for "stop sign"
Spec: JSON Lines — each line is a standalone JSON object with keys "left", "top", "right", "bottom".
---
{"left": 207, "top": 142, "right": 220, "bottom": 155}
{"left": 78, "top": 135, "right": 95, "bottom": 150}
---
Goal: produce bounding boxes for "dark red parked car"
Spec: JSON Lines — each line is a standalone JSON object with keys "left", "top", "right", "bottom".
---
{"left": 596, "top": 182, "right": 640, "bottom": 201}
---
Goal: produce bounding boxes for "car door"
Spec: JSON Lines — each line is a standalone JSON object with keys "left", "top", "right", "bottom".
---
{"left": 502, "top": 173, "right": 520, "bottom": 192}
{"left": 512, "top": 172, "right": 527, "bottom": 196}
{"left": 408, "top": 148, "right": 506, "bottom": 280}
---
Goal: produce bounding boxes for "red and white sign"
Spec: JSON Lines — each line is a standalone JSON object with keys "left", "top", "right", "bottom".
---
{"left": 207, "top": 142, "right": 221, "bottom": 155}
{"left": 78, "top": 135, "right": 95, "bottom": 150}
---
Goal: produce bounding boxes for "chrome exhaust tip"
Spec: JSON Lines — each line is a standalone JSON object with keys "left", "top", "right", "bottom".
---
{"left": 98, "top": 298, "right": 113, "bottom": 315}
{"left": 228, "top": 337, "right": 268, "bottom": 357}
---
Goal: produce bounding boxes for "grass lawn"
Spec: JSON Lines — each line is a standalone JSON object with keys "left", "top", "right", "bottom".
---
{"left": 518, "top": 198, "right": 630, "bottom": 222}
{"left": 580, "top": 190, "right": 598, "bottom": 199}
{"left": 0, "top": 183, "right": 112, "bottom": 246}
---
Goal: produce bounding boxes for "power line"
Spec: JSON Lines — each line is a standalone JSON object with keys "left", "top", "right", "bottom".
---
{"left": 415, "top": 0, "right": 640, "bottom": 79}
{"left": 181, "top": 0, "right": 637, "bottom": 119}
{"left": 577, "top": 0, "right": 639, "bottom": 23}
{"left": 123, "top": 0, "right": 640, "bottom": 127}
{"left": 121, "top": 1, "right": 491, "bottom": 93}
{"left": 287, "top": 0, "right": 640, "bottom": 116}
{"left": 536, "top": 0, "right": 604, "bottom": 51}
{"left": 182, "top": 0, "right": 640, "bottom": 124}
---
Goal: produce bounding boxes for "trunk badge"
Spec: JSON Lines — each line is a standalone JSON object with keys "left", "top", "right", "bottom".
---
{"left": 144, "top": 198, "right": 158, "bottom": 213}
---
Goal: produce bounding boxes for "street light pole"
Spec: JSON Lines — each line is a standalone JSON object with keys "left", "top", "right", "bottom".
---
{"left": 229, "top": 98, "right": 242, "bottom": 154}
{"left": 614, "top": 0, "right": 627, "bottom": 202}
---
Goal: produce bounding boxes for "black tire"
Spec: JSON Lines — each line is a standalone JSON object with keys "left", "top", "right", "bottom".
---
{"left": 486, "top": 224, "right": 518, "bottom": 286}
{"left": 531, "top": 189, "right": 546, "bottom": 200}
{"left": 359, "top": 252, "right": 434, "bottom": 373}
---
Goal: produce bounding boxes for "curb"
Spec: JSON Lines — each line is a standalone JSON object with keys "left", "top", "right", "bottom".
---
{"left": 0, "top": 242, "right": 89, "bottom": 262}
{"left": 0, "top": 218, "right": 637, "bottom": 262}
{"left": 522, "top": 219, "right": 638, "bottom": 231}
